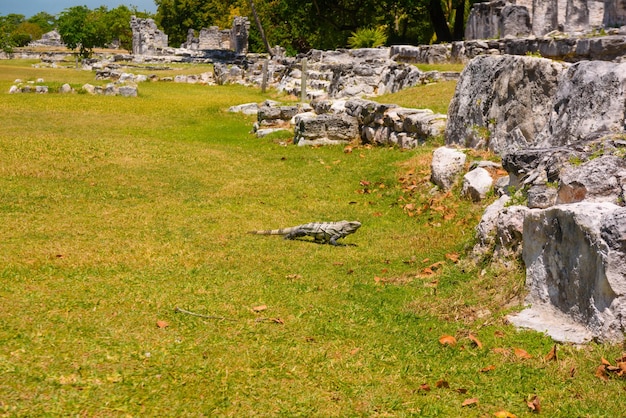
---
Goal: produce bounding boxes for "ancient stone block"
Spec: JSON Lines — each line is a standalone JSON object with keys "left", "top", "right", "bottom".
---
{"left": 510, "top": 202, "right": 626, "bottom": 343}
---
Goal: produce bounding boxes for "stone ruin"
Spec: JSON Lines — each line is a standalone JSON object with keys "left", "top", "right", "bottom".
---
{"left": 131, "top": 16, "right": 168, "bottom": 55}
{"left": 28, "top": 30, "right": 65, "bottom": 48}
{"left": 465, "top": 0, "right": 626, "bottom": 39}
{"left": 131, "top": 15, "right": 249, "bottom": 56}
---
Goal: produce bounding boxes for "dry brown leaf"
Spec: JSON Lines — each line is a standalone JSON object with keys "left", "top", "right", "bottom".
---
{"left": 428, "top": 261, "right": 445, "bottom": 271}
{"left": 419, "top": 383, "right": 431, "bottom": 391}
{"left": 443, "top": 211, "right": 456, "bottom": 221}
{"left": 480, "top": 365, "right": 496, "bottom": 373}
{"left": 343, "top": 145, "right": 353, "bottom": 153}
{"left": 514, "top": 348, "right": 532, "bottom": 359}
{"left": 494, "top": 330, "right": 505, "bottom": 338}
{"left": 270, "top": 317, "right": 284, "bottom": 324}
{"left": 372, "top": 212, "right": 383, "bottom": 217}
{"left": 445, "top": 252, "right": 460, "bottom": 263}
{"left": 493, "top": 347, "right": 510, "bottom": 355}
{"left": 456, "top": 388, "right": 468, "bottom": 394}
{"left": 601, "top": 357, "right": 612, "bottom": 366}
{"left": 286, "top": 274, "right": 302, "bottom": 280}
{"left": 252, "top": 305, "right": 268, "bottom": 312}
{"left": 435, "top": 379, "right": 450, "bottom": 388}
{"left": 494, "top": 410, "right": 518, "bottom": 418}
{"left": 544, "top": 344, "right": 557, "bottom": 362}
{"left": 468, "top": 333, "right": 483, "bottom": 349}
{"left": 359, "top": 180, "right": 371, "bottom": 187}
{"left": 462, "top": 398, "right": 479, "bottom": 407}
{"left": 421, "top": 267, "right": 434, "bottom": 276}
{"left": 569, "top": 367, "right": 576, "bottom": 378}
{"left": 439, "top": 335, "right": 457, "bottom": 346}
{"left": 526, "top": 395, "right": 541, "bottom": 413}
{"left": 350, "top": 348, "right": 361, "bottom": 355}
{"left": 595, "top": 365, "right": 609, "bottom": 381}
{"left": 156, "top": 320, "right": 169, "bottom": 329}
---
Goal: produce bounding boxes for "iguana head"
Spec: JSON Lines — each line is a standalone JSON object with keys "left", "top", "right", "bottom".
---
{"left": 343, "top": 221, "right": 362, "bottom": 233}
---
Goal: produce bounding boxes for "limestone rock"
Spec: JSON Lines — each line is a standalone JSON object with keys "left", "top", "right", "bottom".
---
{"left": 527, "top": 184, "right": 558, "bottom": 209}
{"left": 465, "top": 1, "right": 531, "bottom": 40}
{"left": 446, "top": 55, "right": 566, "bottom": 155}
{"left": 462, "top": 167, "right": 493, "bottom": 201}
{"left": 475, "top": 195, "right": 511, "bottom": 247}
{"left": 536, "top": 61, "right": 626, "bottom": 147}
{"left": 293, "top": 113, "right": 359, "bottom": 146}
{"left": 228, "top": 102, "right": 259, "bottom": 115}
{"left": 511, "top": 202, "right": 626, "bottom": 343}
{"left": 118, "top": 85, "right": 138, "bottom": 97}
{"left": 556, "top": 155, "right": 626, "bottom": 204}
{"left": 430, "top": 147, "right": 467, "bottom": 191}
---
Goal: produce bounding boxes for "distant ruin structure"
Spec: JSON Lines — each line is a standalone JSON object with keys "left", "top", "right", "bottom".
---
{"left": 28, "top": 30, "right": 65, "bottom": 47}
{"left": 465, "top": 0, "right": 626, "bottom": 40}
{"left": 131, "top": 16, "right": 168, "bottom": 55}
{"left": 131, "top": 15, "right": 249, "bottom": 56}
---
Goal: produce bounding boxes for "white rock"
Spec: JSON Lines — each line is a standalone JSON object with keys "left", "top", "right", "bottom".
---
{"left": 430, "top": 146, "right": 467, "bottom": 191}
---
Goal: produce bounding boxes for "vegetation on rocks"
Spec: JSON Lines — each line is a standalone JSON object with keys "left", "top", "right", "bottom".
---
{"left": 1, "top": 60, "right": 625, "bottom": 417}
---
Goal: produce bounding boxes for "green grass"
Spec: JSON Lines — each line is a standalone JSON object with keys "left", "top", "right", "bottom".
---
{"left": 1, "top": 60, "right": 625, "bottom": 417}
{"left": 375, "top": 80, "right": 458, "bottom": 115}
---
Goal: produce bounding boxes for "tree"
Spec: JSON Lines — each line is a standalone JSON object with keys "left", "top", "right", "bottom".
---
{"left": 28, "top": 12, "right": 57, "bottom": 34}
{"left": 0, "top": 14, "right": 25, "bottom": 51}
{"left": 57, "top": 6, "right": 110, "bottom": 58}
{"left": 155, "top": 0, "right": 236, "bottom": 47}
{"left": 105, "top": 5, "right": 139, "bottom": 51}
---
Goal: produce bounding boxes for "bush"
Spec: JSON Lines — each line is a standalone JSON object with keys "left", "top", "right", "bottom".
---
{"left": 347, "top": 27, "right": 387, "bottom": 49}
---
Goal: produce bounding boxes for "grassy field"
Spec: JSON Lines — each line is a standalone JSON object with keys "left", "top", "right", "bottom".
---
{"left": 1, "top": 60, "right": 624, "bottom": 417}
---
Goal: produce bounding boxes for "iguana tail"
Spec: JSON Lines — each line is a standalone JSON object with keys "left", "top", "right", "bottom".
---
{"left": 247, "top": 227, "right": 297, "bottom": 236}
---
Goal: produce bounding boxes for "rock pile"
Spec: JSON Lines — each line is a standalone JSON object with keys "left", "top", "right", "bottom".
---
{"left": 8, "top": 78, "right": 138, "bottom": 97}
{"left": 444, "top": 54, "right": 626, "bottom": 343}
{"left": 237, "top": 98, "right": 447, "bottom": 148}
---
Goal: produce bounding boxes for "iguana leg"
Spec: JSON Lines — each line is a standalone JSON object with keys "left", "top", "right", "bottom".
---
{"left": 284, "top": 229, "right": 306, "bottom": 240}
{"left": 329, "top": 235, "right": 341, "bottom": 246}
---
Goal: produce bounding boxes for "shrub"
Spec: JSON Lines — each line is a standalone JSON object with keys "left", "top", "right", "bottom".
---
{"left": 347, "top": 27, "right": 387, "bottom": 49}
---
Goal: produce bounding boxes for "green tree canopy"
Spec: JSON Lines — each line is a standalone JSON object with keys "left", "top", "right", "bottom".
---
{"left": 27, "top": 12, "right": 57, "bottom": 34}
{"left": 155, "top": 0, "right": 480, "bottom": 55}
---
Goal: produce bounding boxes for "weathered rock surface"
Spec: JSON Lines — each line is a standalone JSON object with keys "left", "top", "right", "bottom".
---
{"left": 430, "top": 147, "right": 467, "bottom": 191}
{"left": 509, "top": 203, "right": 626, "bottom": 343}
{"left": 293, "top": 113, "right": 359, "bottom": 146}
{"left": 446, "top": 55, "right": 566, "bottom": 155}
{"left": 536, "top": 61, "right": 626, "bottom": 147}
{"left": 247, "top": 98, "right": 446, "bottom": 148}
{"left": 446, "top": 53, "right": 626, "bottom": 342}
{"left": 465, "top": 1, "right": 531, "bottom": 40}
{"left": 462, "top": 167, "right": 494, "bottom": 202}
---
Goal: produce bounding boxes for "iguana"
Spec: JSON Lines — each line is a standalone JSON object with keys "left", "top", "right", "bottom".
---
{"left": 248, "top": 220, "right": 361, "bottom": 245}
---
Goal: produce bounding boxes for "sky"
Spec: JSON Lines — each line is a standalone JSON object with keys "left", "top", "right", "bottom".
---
{"left": 0, "top": 0, "right": 157, "bottom": 18}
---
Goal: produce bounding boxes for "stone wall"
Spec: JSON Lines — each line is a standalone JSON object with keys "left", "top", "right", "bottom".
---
{"left": 180, "top": 17, "right": 249, "bottom": 54}
{"left": 132, "top": 16, "right": 249, "bottom": 56}
{"left": 131, "top": 16, "right": 168, "bottom": 55}
{"left": 465, "top": 0, "right": 610, "bottom": 39}
{"left": 465, "top": 1, "right": 531, "bottom": 39}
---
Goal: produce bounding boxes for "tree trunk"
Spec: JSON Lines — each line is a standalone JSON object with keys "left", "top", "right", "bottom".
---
{"left": 429, "top": 0, "right": 452, "bottom": 43}
{"left": 248, "top": 0, "right": 273, "bottom": 57}
{"left": 452, "top": 0, "right": 466, "bottom": 40}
